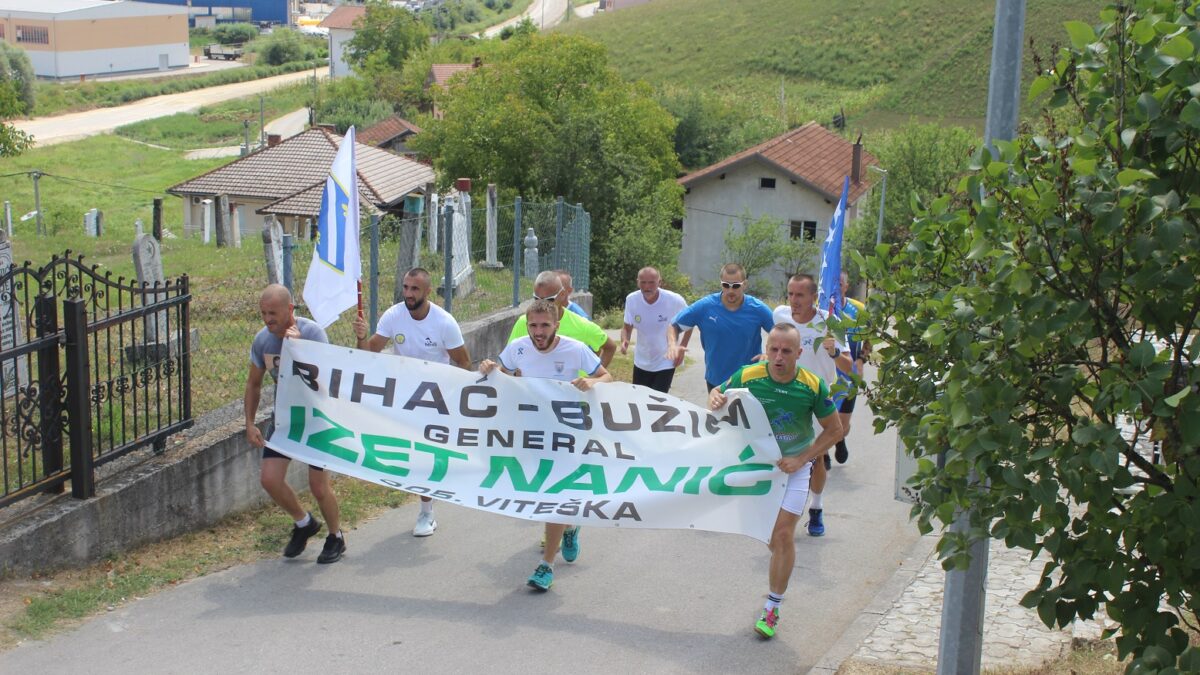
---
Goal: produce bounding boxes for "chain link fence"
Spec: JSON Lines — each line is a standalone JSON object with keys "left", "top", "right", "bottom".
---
{"left": 187, "top": 197, "right": 590, "bottom": 420}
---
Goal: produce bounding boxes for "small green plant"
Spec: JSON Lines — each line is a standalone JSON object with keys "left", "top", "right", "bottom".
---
{"left": 722, "top": 213, "right": 819, "bottom": 297}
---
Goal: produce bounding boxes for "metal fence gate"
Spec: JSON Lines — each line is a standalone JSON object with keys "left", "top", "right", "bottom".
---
{"left": 0, "top": 252, "right": 193, "bottom": 508}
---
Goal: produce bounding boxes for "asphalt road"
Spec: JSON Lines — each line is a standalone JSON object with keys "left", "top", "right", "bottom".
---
{"left": 482, "top": 0, "right": 570, "bottom": 36}
{"left": 0, "top": 333, "right": 921, "bottom": 674}
{"left": 13, "top": 67, "right": 328, "bottom": 148}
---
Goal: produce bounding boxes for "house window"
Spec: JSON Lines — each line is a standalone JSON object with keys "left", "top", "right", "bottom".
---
{"left": 16, "top": 25, "right": 49, "bottom": 44}
{"left": 759, "top": 177, "right": 776, "bottom": 189}
{"left": 790, "top": 220, "right": 817, "bottom": 241}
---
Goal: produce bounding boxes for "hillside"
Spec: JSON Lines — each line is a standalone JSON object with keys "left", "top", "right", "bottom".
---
{"left": 559, "top": 0, "right": 1107, "bottom": 130}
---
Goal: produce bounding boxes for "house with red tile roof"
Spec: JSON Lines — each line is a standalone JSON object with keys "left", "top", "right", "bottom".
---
{"left": 677, "top": 122, "right": 878, "bottom": 294}
{"left": 358, "top": 115, "right": 422, "bottom": 156}
{"left": 320, "top": 5, "right": 366, "bottom": 79}
{"left": 168, "top": 127, "right": 434, "bottom": 241}
{"left": 423, "top": 59, "right": 481, "bottom": 117}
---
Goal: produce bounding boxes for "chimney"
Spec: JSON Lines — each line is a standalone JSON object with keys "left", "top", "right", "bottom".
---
{"left": 267, "top": 133, "right": 282, "bottom": 147}
{"left": 472, "top": 56, "right": 482, "bottom": 68}
{"left": 851, "top": 132, "right": 863, "bottom": 185}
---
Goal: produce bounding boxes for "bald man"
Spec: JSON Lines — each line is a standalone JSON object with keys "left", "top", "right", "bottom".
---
{"left": 245, "top": 284, "right": 345, "bottom": 564}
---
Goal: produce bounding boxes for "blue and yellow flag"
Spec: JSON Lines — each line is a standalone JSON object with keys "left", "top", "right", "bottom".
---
{"left": 303, "top": 126, "right": 362, "bottom": 327}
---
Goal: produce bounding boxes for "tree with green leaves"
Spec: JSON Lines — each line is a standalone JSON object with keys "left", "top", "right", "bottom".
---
{"left": 0, "top": 42, "right": 34, "bottom": 157}
{"left": 411, "top": 33, "right": 683, "bottom": 308}
{"left": 860, "top": 1, "right": 1199, "bottom": 669}
{"left": 346, "top": 1, "right": 430, "bottom": 75}
{"left": 722, "top": 213, "right": 820, "bottom": 298}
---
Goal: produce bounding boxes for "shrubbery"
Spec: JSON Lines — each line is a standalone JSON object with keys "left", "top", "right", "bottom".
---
{"left": 213, "top": 23, "right": 259, "bottom": 45}
{"left": 253, "top": 29, "right": 326, "bottom": 66}
{"left": 33, "top": 59, "right": 324, "bottom": 117}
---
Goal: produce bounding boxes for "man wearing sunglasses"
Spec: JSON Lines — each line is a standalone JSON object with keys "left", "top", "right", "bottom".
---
{"left": 508, "top": 271, "right": 616, "bottom": 370}
{"left": 667, "top": 263, "right": 775, "bottom": 392}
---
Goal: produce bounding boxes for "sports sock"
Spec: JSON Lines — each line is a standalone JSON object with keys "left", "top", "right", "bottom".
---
{"left": 419, "top": 500, "right": 433, "bottom": 515}
{"left": 765, "top": 593, "right": 783, "bottom": 612}
{"left": 295, "top": 513, "right": 312, "bottom": 528}
{"left": 538, "top": 559, "right": 554, "bottom": 570}
{"left": 809, "top": 492, "right": 824, "bottom": 510}
{"left": 335, "top": 531, "right": 344, "bottom": 539}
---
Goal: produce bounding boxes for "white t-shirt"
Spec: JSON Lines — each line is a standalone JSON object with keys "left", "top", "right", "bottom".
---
{"left": 498, "top": 335, "right": 602, "bottom": 382}
{"left": 772, "top": 305, "right": 846, "bottom": 387}
{"left": 374, "top": 302, "right": 465, "bottom": 364}
{"left": 623, "top": 288, "right": 687, "bottom": 372}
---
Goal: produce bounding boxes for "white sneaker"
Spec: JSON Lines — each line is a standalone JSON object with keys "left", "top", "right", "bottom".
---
{"left": 413, "top": 511, "right": 437, "bottom": 537}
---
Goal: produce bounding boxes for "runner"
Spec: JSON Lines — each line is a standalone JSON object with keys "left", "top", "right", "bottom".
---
{"left": 353, "top": 267, "right": 471, "bottom": 537}
{"left": 245, "top": 284, "right": 345, "bottom": 564}
{"left": 479, "top": 300, "right": 613, "bottom": 592}
{"left": 620, "top": 266, "right": 690, "bottom": 393}
{"left": 834, "top": 271, "right": 868, "bottom": 464}
{"left": 772, "top": 274, "right": 852, "bottom": 537}
{"left": 708, "top": 323, "right": 843, "bottom": 639}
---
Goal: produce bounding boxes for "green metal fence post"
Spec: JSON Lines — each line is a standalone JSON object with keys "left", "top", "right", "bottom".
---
{"left": 512, "top": 197, "right": 522, "bottom": 307}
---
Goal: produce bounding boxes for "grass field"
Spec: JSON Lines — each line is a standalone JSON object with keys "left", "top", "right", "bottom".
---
{"left": 115, "top": 82, "right": 314, "bottom": 150}
{"left": 558, "top": 0, "right": 1106, "bottom": 130}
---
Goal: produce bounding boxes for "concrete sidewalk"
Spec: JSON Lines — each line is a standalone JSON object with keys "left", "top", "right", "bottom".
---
{"left": 0, "top": 332, "right": 922, "bottom": 674}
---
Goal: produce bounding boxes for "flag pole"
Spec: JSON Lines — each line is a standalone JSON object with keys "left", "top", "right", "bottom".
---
{"left": 357, "top": 280, "right": 364, "bottom": 319}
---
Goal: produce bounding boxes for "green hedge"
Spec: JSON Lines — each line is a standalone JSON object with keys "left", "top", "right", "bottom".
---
{"left": 33, "top": 59, "right": 325, "bottom": 117}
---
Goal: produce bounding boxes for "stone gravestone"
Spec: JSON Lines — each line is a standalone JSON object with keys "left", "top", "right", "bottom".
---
{"left": 448, "top": 192, "right": 475, "bottom": 298}
{"left": 130, "top": 233, "right": 168, "bottom": 363}
{"left": 0, "top": 231, "right": 29, "bottom": 396}
{"left": 482, "top": 183, "right": 503, "bottom": 268}
{"left": 262, "top": 217, "right": 284, "bottom": 285}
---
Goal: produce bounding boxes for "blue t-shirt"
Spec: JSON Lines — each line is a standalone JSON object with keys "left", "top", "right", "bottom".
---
{"left": 567, "top": 301, "right": 590, "bottom": 320}
{"left": 672, "top": 293, "right": 775, "bottom": 386}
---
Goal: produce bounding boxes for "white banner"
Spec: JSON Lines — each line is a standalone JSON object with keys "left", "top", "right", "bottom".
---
{"left": 268, "top": 340, "right": 787, "bottom": 543}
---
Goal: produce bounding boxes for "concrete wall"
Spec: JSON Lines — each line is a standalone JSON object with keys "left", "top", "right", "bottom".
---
{"left": 680, "top": 160, "right": 862, "bottom": 296}
{"left": 0, "top": 292, "right": 591, "bottom": 574}
{"left": 328, "top": 27, "right": 352, "bottom": 79}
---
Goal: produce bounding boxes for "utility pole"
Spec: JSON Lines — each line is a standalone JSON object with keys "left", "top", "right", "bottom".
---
{"left": 30, "top": 171, "right": 44, "bottom": 236}
{"left": 935, "top": 2, "right": 1025, "bottom": 675}
{"left": 868, "top": 165, "right": 888, "bottom": 246}
{"left": 260, "top": 94, "right": 266, "bottom": 147}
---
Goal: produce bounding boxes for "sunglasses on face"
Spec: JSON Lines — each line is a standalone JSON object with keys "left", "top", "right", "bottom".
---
{"left": 532, "top": 290, "right": 561, "bottom": 301}
{"left": 720, "top": 281, "right": 745, "bottom": 290}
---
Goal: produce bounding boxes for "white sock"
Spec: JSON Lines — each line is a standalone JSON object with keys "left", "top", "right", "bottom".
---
{"left": 419, "top": 500, "right": 434, "bottom": 515}
{"left": 334, "top": 531, "right": 343, "bottom": 539}
{"left": 538, "top": 559, "right": 553, "bottom": 570}
{"left": 295, "top": 513, "right": 311, "bottom": 527}
{"left": 765, "top": 592, "right": 783, "bottom": 612}
{"left": 808, "top": 492, "right": 823, "bottom": 510}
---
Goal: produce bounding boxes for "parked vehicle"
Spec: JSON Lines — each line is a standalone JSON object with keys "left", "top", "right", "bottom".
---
{"left": 203, "top": 43, "right": 245, "bottom": 60}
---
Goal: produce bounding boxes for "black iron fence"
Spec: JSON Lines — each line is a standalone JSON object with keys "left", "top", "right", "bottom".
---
{"left": 0, "top": 252, "right": 193, "bottom": 507}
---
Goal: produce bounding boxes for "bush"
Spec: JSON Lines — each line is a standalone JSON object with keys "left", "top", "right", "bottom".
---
{"left": 723, "top": 213, "right": 819, "bottom": 297}
{"left": 213, "top": 22, "right": 258, "bottom": 45}
{"left": 0, "top": 42, "right": 36, "bottom": 114}
{"left": 316, "top": 97, "right": 394, "bottom": 135}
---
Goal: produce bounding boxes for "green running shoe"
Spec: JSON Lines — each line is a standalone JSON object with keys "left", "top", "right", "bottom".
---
{"left": 527, "top": 563, "right": 554, "bottom": 591}
{"left": 755, "top": 608, "right": 780, "bottom": 639}
{"left": 561, "top": 526, "right": 581, "bottom": 562}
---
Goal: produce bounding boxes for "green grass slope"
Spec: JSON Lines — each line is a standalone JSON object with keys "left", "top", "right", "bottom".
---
{"left": 560, "top": 0, "right": 1106, "bottom": 128}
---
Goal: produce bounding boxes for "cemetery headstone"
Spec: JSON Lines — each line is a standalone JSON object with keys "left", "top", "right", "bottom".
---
{"left": 131, "top": 233, "right": 168, "bottom": 362}
{"left": 0, "top": 231, "right": 29, "bottom": 395}
{"left": 262, "top": 217, "right": 284, "bottom": 285}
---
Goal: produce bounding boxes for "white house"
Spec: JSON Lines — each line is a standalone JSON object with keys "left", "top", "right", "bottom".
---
{"left": 678, "top": 122, "right": 878, "bottom": 295}
{"left": 319, "top": 4, "right": 364, "bottom": 79}
{"left": 0, "top": 0, "right": 188, "bottom": 79}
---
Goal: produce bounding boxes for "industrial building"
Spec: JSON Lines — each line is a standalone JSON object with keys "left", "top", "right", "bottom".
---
{"left": 0, "top": 0, "right": 188, "bottom": 79}
{"left": 140, "top": 0, "right": 295, "bottom": 27}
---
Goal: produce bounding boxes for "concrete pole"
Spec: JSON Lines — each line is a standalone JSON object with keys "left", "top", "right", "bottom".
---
{"left": 31, "top": 171, "right": 44, "bottom": 237}
{"left": 936, "top": 3, "right": 1024, "bottom": 675}
{"left": 3, "top": 201, "right": 11, "bottom": 238}
{"left": 869, "top": 166, "right": 888, "bottom": 246}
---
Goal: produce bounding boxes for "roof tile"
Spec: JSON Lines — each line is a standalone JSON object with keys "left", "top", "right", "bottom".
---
{"left": 678, "top": 122, "right": 879, "bottom": 203}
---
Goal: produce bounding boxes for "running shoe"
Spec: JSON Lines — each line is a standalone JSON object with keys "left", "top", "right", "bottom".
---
{"left": 561, "top": 526, "right": 581, "bottom": 562}
{"left": 413, "top": 511, "right": 437, "bottom": 537}
{"left": 527, "top": 563, "right": 554, "bottom": 591}
{"left": 755, "top": 608, "right": 780, "bottom": 639}
{"left": 835, "top": 440, "right": 849, "bottom": 464}
{"left": 807, "top": 508, "right": 825, "bottom": 537}
{"left": 283, "top": 513, "right": 322, "bottom": 558}
{"left": 316, "top": 534, "right": 345, "bottom": 564}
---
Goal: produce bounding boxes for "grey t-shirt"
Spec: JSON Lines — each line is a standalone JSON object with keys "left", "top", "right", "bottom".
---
{"left": 250, "top": 317, "right": 329, "bottom": 382}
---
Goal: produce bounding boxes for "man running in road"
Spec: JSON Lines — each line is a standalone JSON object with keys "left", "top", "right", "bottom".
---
{"left": 620, "top": 266, "right": 690, "bottom": 393}
{"left": 353, "top": 268, "right": 472, "bottom": 537}
{"left": 709, "top": 323, "right": 843, "bottom": 639}
{"left": 479, "top": 300, "right": 613, "bottom": 592}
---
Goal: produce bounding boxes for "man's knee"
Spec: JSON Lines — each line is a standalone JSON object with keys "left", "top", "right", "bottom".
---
{"left": 308, "top": 470, "right": 332, "bottom": 499}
